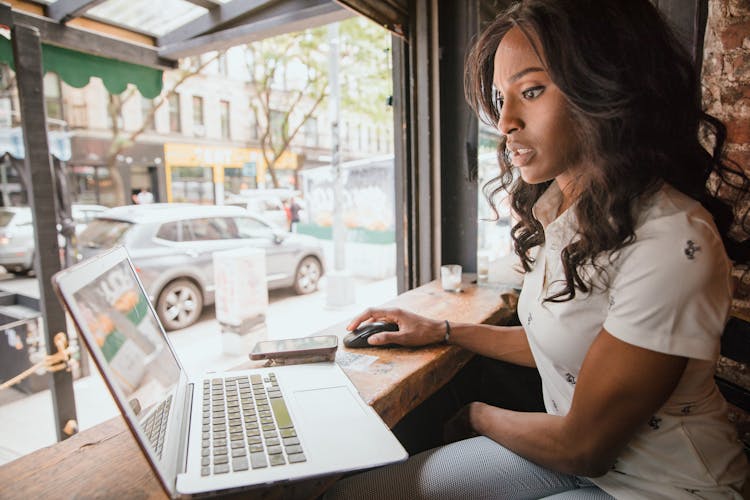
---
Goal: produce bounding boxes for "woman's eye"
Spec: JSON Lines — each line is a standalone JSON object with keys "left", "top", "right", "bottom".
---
{"left": 494, "top": 93, "right": 504, "bottom": 113}
{"left": 522, "top": 86, "right": 545, "bottom": 100}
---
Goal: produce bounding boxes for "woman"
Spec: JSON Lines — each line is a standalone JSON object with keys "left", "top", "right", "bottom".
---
{"left": 325, "top": 0, "right": 749, "bottom": 498}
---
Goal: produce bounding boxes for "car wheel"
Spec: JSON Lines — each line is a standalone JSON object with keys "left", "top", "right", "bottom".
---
{"left": 293, "top": 256, "right": 322, "bottom": 295}
{"left": 156, "top": 279, "right": 203, "bottom": 331}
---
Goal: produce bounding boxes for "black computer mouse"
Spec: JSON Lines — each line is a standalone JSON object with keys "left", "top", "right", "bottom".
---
{"left": 343, "top": 321, "right": 399, "bottom": 348}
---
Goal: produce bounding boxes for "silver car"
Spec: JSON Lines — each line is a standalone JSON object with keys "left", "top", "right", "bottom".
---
{"left": 77, "top": 203, "right": 325, "bottom": 330}
{"left": 0, "top": 204, "right": 108, "bottom": 274}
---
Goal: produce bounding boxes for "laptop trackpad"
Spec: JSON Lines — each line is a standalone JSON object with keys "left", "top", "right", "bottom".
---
{"left": 294, "top": 385, "right": 365, "bottom": 425}
{"left": 293, "top": 386, "right": 366, "bottom": 427}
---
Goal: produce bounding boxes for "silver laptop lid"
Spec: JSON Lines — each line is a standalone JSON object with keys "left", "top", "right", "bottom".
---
{"left": 53, "top": 246, "right": 187, "bottom": 497}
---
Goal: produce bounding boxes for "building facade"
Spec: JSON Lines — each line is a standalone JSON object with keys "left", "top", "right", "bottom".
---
{"left": 0, "top": 45, "right": 394, "bottom": 208}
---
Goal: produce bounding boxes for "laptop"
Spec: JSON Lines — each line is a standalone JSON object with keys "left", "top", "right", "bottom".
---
{"left": 52, "top": 246, "right": 407, "bottom": 498}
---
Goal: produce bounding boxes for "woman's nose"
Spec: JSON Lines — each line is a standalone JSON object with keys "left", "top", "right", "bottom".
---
{"left": 497, "top": 99, "right": 522, "bottom": 135}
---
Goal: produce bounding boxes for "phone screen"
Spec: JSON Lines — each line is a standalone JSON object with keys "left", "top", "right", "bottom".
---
{"left": 251, "top": 335, "right": 338, "bottom": 357}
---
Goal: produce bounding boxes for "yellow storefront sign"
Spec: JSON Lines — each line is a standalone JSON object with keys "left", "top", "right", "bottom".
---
{"left": 164, "top": 143, "right": 298, "bottom": 202}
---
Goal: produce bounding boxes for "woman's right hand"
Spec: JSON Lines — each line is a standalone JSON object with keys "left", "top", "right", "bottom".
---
{"left": 346, "top": 307, "right": 446, "bottom": 347}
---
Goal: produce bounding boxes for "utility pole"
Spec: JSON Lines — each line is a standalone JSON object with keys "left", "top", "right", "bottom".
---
{"left": 325, "top": 22, "right": 355, "bottom": 307}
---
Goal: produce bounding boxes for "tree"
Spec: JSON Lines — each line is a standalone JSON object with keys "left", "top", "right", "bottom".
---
{"left": 245, "top": 17, "right": 393, "bottom": 188}
{"left": 104, "top": 52, "right": 224, "bottom": 205}
{"left": 245, "top": 28, "right": 328, "bottom": 188}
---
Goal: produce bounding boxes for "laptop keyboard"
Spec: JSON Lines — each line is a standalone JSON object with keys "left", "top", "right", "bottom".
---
{"left": 144, "top": 394, "right": 172, "bottom": 459}
{"left": 200, "top": 373, "right": 306, "bottom": 476}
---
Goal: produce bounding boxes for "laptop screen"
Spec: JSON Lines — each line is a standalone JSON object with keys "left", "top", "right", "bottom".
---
{"left": 70, "top": 256, "right": 181, "bottom": 421}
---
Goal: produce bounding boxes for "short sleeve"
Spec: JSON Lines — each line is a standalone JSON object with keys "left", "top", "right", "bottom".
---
{"left": 602, "top": 211, "right": 732, "bottom": 361}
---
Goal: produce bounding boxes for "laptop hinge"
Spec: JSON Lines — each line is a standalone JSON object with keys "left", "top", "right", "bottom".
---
{"left": 177, "top": 383, "right": 194, "bottom": 474}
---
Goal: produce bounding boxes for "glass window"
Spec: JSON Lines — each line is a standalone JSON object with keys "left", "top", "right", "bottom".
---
{"left": 156, "top": 221, "right": 181, "bottom": 241}
{"left": 0, "top": 210, "right": 16, "bottom": 227}
{"left": 71, "top": 206, "right": 106, "bottom": 224}
{"left": 477, "top": 125, "right": 513, "bottom": 283}
{"left": 106, "top": 106, "right": 124, "bottom": 130}
{"left": 170, "top": 166, "right": 214, "bottom": 204}
{"left": 220, "top": 100, "right": 230, "bottom": 139}
{"left": 270, "top": 109, "right": 287, "bottom": 139}
{"left": 223, "top": 166, "right": 256, "bottom": 196}
{"left": 303, "top": 118, "right": 318, "bottom": 147}
{"left": 141, "top": 96, "right": 155, "bottom": 131}
{"left": 168, "top": 93, "right": 181, "bottom": 133}
{"left": 44, "top": 73, "right": 63, "bottom": 121}
{"left": 217, "top": 53, "right": 228, "bottom": 76}
{"left": 78, "top": 219, "right": 132, "bottom": 249}
{"left": 235, "top": 216, "right": 274, "bottom": 239}
{"left": 185, "top": 217, "right": 238, "bottom": 241}
{"left": 249, "top": 113, "right": 258, "bottom": 140}
{"left": 192, "top": 96, "right": 204, "bottom": 135}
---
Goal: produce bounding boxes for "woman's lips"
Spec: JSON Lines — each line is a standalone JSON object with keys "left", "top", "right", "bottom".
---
{"left": 509, "top": 147, "right": 535, "bottom": 167}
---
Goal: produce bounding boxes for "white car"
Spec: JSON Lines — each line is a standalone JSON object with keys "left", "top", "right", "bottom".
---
{"left": 224, "top": 194, "right": 290, "bottom": 229}
{"left": 0, "top": 204, "right": 108, "bottom": 274}
{"left": 77, "top": 203, "right": 325, "bottom": 330}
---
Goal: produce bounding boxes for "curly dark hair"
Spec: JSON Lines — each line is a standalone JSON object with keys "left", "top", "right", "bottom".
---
{"left": 464, "top": 0, "right": 748, "bottom": 302}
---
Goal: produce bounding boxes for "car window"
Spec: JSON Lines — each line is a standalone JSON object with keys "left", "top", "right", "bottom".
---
{"left": 263, "top": 199, "right": 283, "bottom": 211}
{"left": 72, "top": 208, "right": 105, "bottom": 224}
{"left": 0, "top": 210, "right": 16, "bottom": 227}
{"left": 235, "top": 216, "right": 275, "bottom": 239}
{"left": 156, "top": 221, "right": 182, "bottom": 241}
{"left": 13, "top": 210, "right": 33, "bottom": 226}
{"left": 78, "top": 219, "right": 132, "bottom": 249}
{"left": 185, "top": 217, "right": 239, "bottom": 241}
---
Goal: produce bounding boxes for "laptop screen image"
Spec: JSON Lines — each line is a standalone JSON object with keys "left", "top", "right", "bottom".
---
{"left": 71, "top": 257, "right": 181, "bottom": 429}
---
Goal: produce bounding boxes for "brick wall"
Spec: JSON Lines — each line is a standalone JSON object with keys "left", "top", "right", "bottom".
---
{"left": 702, "top": 0, "right": 750, "bottom": 434}
{"left": 703, "top": 0, "right": 750, "bottom": 263}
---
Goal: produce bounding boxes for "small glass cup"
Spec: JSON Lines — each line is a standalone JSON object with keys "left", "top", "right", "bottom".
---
{"left": 477, "top": 252, "right": 489, "bottom": 284}
{"left": 441, "top": 264, "right": 463, "bottom": 292}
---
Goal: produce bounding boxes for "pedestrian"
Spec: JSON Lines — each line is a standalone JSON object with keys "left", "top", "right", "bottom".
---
{"left": 137, "top": 188, "right": 154, "bottom": 204}
{"left": 289, "top": 197, "right": 301, "bottom": 232}
{"left": 325, "top": 0, "right": 749, "bottom": 498}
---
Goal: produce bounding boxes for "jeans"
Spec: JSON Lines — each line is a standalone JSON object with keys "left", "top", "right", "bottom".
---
{"left": 323, "top": 436, "right": 615, "bottom": 500}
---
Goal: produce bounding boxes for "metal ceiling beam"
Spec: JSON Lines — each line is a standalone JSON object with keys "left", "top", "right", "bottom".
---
{"left": 157, "top": 0, "right": 274, "bottom": 46}
{"left": 46, "top": 0, "right": 106, "bottom": 23}
{"left": 159, "top": 1, "right": 352, "bottom": 59}
{"left": 334, "top": 0, "right": 407, "bottom": 37}
{"left": 0, "top": 6, "right": 177, "bottom": 69}
{"left": 183, "top": 0, "right": 223, "bottom": 9}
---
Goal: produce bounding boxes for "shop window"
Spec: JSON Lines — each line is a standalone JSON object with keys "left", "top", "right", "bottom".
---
{"left": 170, "top": 165, "right": 214, "bottom": 204}
{"left": 224, "top": 166, "right": 256, "bottom": 196}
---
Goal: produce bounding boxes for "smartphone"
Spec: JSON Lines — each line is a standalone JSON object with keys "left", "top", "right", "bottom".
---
{"left": 249, "top": 335, "right": 338, "bottom": 361}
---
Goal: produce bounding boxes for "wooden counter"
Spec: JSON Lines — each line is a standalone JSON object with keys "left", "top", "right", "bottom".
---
{"left": 0, "top": 278, "right": 517, "bottom": 499}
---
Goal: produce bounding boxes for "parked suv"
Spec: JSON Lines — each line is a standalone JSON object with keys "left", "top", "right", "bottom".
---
{"left": 0, "top": 204, "right": 108, "bottom": 274}
{"left": 77, "top": 203, "right": 325, "bottom": 330}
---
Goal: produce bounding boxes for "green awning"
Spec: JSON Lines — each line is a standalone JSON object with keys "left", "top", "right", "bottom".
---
{"left": 0, "top": 36, "right": 163, "bottom": 98}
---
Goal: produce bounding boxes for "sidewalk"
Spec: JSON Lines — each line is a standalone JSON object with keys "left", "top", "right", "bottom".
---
{"left": 0, "top": 274, "right": 397, "bottom": 466}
